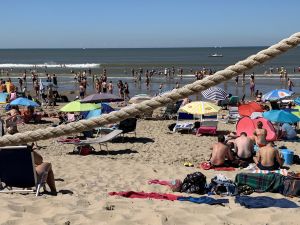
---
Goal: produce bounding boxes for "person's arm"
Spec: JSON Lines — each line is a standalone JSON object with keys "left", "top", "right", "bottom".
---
{"left": 275, "top": 150, "right": 284, "bottom": 167}
{"left": 33, "top": 150, "right": 43, "bottom": 165}
{"left": 226, "top": 147, "right": 234, "bottom": 161}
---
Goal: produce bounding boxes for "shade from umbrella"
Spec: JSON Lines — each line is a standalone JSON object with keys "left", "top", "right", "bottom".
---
{"left": 201, "top": 87, "right": 227, "bottom": 101}
{"left": 129, "top": 95, "right": 152, "bottom": 104}
{"left": 262, "top": 89, "right": 294, "bottom": 101}
{"left": 263, "top": 110, "right": 300, "bottom": 123}
{"left": 238, "top": 102, "right": 264, "bottom": 117}
{"left": 10, "top": 97, "right": 40, "bottom": 107}
{"left": 60, "top": 101, "right": 100, "bottom": 112}
{"left": 81, "top": 93, "right": 123, "bottom": 103}
{"left": 180, "top": 101, "right": 221, "bottom": 115}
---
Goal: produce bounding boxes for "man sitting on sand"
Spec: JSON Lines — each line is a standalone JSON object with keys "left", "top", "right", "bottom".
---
{"left": 32, "top": 144, "right": 57, "bottom": 195}
{"left": 234, "top": 132, "right": 254, "bottom": 161}
{"left": 253, "top": 121, "right": 268, "bottom": 147}
{"left": 253, "top": 142, "right": 284, "bottom": 170}
{"left": 210, "top": 135, "right": 234, "bottom": 166}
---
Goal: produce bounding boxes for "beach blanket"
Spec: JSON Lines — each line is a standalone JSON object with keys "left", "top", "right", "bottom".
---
{"left": 178, "top": 196, "right": 229, "bottom": 206}
{"left": 199, "top": 162, "right": 236, "bottom": 171}
{"left": 235, "top": 196, "right": 299, "bottom": 208}
{"left": 235, "top": 173, "right": 285, "bottom": 193}
{"left": 251, "top": 169, "right": 288, "bottom": 176}
{"left": 108, "top": 191, "right": 179, "bottom": 201}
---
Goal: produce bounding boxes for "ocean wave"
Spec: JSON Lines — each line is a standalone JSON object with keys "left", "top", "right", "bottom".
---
{"left": 0, "top": 63, "right": 101, "bottom": 69}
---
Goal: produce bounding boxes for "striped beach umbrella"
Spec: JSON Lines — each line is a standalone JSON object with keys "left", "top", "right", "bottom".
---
{"left": 262, "top": 89, "right": 294, "bottom": 102}
{"left": 201, "top": 87, "right": 227, "bottom": 101}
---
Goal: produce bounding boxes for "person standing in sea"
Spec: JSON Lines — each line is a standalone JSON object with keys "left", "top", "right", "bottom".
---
{"left": 250, "top": 73, "right": 255, "bottom": 97}
{"left": 287, "top": 78, "right": 294, "bottom": 91}
{"left": 108, "top": 81, "right": 113, "bottom": 94}
{"left": 52, "top": 74, "right": 57, "bottom": 86}
{"left": 242, "top": 72, "right": 245, "bottom": 86}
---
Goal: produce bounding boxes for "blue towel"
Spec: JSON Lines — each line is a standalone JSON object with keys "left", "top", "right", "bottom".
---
{"left": 235, "top": 196, "right": 299, "bottom": 208}
{"left": 178, "top": 196, "right": 229, "bottom": 206}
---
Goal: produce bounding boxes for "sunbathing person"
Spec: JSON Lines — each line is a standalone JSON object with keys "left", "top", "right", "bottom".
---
{"left": 253, "top": 142, "right": 284, "bottom": 170}
{"left": 32, "top": 145, "right": 57, "bottom": 195}
{"left": 253, "top": 121, "right": 267, "bottom": 147}
{"left": 234, "top": 132, "right": 254, "bottom": 161}
{"left": 210, "top": 135, "right": 234, "bottom": 166}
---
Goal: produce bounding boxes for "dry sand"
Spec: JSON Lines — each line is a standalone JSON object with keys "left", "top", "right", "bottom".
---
{"left": 0, "top": 117, "right": 300, "bottom": 225}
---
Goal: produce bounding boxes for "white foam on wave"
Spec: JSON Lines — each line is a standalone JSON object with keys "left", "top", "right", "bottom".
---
{"left": 0, "top": 63, "right": 101, "bottom": 69}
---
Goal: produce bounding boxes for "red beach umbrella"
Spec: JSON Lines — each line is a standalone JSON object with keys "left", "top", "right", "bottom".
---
{"left": 238, "top": 102, "right": 264, "bottom": 117}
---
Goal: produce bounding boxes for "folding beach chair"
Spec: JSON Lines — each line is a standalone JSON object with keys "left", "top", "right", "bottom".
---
{"left": 0, "top": 146, "right": 46, "bottom": 196}
{"left": 70, "top": 129, "right": 123, "bottom": 154}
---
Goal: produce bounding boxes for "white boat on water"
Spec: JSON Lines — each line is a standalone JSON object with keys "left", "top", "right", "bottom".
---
{"left": 209, "top": 53, "right": 223, "bottom": 57}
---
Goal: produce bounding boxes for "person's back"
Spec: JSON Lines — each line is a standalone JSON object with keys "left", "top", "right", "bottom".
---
{"left": 254, "top": 142, "right": 283, "bottom": 170}
{"left": 235, "top": 132, "right": 254, "bottom": 159}
{"left": 210, "top": 135, "right": 233, "bottom": 166}
{"left": 253, "top": 121, "right": 267, "bottom": 147}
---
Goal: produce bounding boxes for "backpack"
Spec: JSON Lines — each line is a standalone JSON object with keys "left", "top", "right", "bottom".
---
{"left": 282, "top": 173, "right": 300, "bottom": 197}
{"left": 74, "top": 144, "right": 95, "bottom": 156}
{"left": 210, "top": 174, "right": 238, "bottom": 196}
{"left": 181, "top": 172, "right": 206, "bottom": 194}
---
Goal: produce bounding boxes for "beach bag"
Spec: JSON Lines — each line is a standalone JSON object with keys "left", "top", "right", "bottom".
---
{"left": 210, "top": 174, "right": 238, "bottom": 196}
{"left": 75, "top": 145, "right": 94, "bottom": 156}
{"left": 181, "top": 172, "right": 206, "bottom": 194}
{"left": 282, "top": 173, "right": 300, "bottom": 197}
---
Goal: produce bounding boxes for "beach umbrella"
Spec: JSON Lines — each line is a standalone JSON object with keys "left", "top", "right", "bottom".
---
{"left": 84, "top": 103, "right": 115, "bottom": 119}
{"left": 238, "top": 102, "right": 264, "bottom": 117}
{"left": 60, "top": 101, "right": 100, "bottom": 112}
{"left": 129, "top": 95, "right": 152, "bottom": 104}
{"left": 180, "top": 101, "right": 221, "bottom": 115}
{"left": 262, "top": 89, "right": 294, "bottom": 101}
{"left": 10, "top": 97, "right": 40, "bottom": 107}
{"left": 81, "top": 93, "right": 122, "bottom": 103}
{"left": 287, "top": 106, "right": 300, "bottom": 118}
{"left": 201, "top": 87, "right": 227, "bottom": 101}
{"left": 263, "top": 110, "right": 300, "bottom": 123}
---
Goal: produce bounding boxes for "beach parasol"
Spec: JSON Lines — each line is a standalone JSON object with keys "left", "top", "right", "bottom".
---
{"left": 263, "top": 110, "right": 300, "bottom": 123}
{"left": 60, "top": 101, "right": 100, "bottom": 112}
{"left": 238, "top": 102, "right": 264, "bottom": 117}
{"left": 10, "top": 97, "right": 40, "bottom": 107}
{"left": 262, "top": 89, "right": 294, "bottom": 102}
{"left": 85, "top": 103, "right": 115, "bottom": 119}
{"left": 180, "top": 101, "right": 221, "bottom": 115}
{"left": 81, "top": 93, "right": 123, "bottom": 103}
{"left": 294, "top": 97, "right": 300, "bottom": 105}
{"left": 201, "top": 87, "right": 227, "bottom": 101}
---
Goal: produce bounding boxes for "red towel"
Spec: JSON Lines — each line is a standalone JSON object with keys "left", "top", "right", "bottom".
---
{"left": 148, "top": 179, "right": 171, "bottom": 186}
{"left": 199, "top": 162, "right": 235, "bottom": 171}
{"left": 109, "top": 191, "right": 179, "bottom": 201}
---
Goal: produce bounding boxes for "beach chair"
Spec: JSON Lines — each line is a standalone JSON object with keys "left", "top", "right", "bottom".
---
{"left": 196, "top": 121, "right": 218, "bottom": 136}
{"left": 0, "top": 146, "right": 46, "bottom": 196}
{"left": 71, "top": 129, "right": 123, "bottom": 154}
{"left": 228, "top": 106, "right": 240, "bottom": 123}
{"left": 173, "top": 112, "right": 195, "bottom": 133}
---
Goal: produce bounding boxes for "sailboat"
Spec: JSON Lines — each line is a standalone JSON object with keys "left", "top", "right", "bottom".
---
{"left": 209, "top": 53, "right": 223, "bottom": 57}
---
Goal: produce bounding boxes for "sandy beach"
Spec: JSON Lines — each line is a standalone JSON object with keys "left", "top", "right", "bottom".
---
{"left": 0, "top": 115, "right": 299, "bottom": 225}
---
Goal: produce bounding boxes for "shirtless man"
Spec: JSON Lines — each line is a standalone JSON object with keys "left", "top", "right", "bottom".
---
{"left": 210, "top": 135, "right": 234, "bottom": 166}
{"left": 234, "top": 132, "right": 254, "bottom": 160}
{"left": 253, "top": 121, "right": 267, "bottom": 147}
{"left": 253, "top": 142, "right": 284, "bottom": 170}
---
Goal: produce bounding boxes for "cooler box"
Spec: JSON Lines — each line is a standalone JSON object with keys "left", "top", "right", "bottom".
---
{"left": 281, "top": 149, "right": 294, "bottom": 165}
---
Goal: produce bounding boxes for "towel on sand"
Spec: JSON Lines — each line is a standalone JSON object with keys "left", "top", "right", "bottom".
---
{"left": 199, "top": 162, "right": 236, "bottom": 171}
{"left": 178, "top": 196, "right": 229, "bottom": 206}
{"left": 235, "top": 196, "right": 299, "bottom": 208}
{"left": 109, "top": 191, "right": 179, "bottom": 201}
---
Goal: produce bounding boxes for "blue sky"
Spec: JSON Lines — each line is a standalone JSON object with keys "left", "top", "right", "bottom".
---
{"left": 0, "top": 0, "right": 299, "bottom": 48}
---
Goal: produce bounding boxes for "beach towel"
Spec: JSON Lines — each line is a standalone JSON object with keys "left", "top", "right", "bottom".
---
{"left": 235, "top": 173, "right": 285, "bottom": 193}
{"left": 178, "top": 196, "right": 229, "bottom": 206}
{"left": 235, "top": 196, "right": 299, "bottom": 208}
{"left": 251, "top": 169, "right": 288, "bottom": 176}
{"left": 199, "top": 162, "right": 235, "bottom": 171}
{"left": 108, "top": 191, "right": 179, "bottom": 201}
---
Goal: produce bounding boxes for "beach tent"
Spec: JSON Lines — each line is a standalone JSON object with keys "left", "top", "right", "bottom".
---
{"left": 236, "top": 117, "right": 277, "bottom": 141}
{"left": 238, "top": 102, "right": 263, "bottom": 117}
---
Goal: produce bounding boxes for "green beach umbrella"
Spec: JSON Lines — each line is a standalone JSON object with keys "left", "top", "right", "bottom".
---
{"left": 60, "top": 101, "right": 100, "bottom": 112}
{"left": 291, "top": 105, "right": 300, "bottom": 118}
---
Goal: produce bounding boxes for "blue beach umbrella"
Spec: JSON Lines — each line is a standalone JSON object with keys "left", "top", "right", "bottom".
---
{"left": 10, "top": 97, "right": 40, "bottom": 107}
{"left": 263, "top": 110, "right": 300, "bottom": 123}
{"left": 262, "top": 89, "right": 294, "bottom": 102}
{"left": 294, "top": 97, "right": 300, "bottom": 105}
{"left": 86, "top": 103, "right": 115, "bottom": 119}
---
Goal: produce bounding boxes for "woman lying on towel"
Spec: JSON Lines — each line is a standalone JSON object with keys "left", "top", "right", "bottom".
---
{"left": 253, "top": 142, "right": 284, "bottom": 170}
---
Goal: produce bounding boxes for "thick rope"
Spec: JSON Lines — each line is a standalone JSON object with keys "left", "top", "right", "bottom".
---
{"left": 1, "top": 32, "right": 300, "bottom": 146}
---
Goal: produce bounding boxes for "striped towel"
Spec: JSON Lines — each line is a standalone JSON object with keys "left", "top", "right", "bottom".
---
{"left": 252, "top": 169, "right": 288, "bottom": 176}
